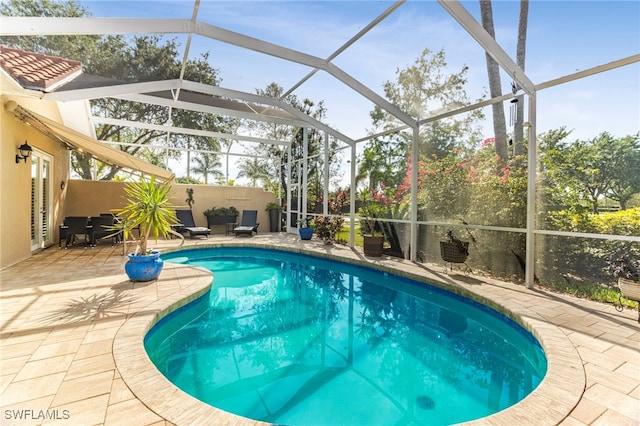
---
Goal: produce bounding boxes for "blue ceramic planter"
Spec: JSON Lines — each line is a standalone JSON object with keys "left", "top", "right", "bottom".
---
{"left": 299, "top": 227, "right": 314, "bottom": 240}
{"left": 125, "top": 251, "right": 164, "bottom": 281}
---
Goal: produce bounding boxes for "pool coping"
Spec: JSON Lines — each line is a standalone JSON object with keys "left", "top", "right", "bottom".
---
{"left": 113, "top": 243, "right": 585, "bottom": 425}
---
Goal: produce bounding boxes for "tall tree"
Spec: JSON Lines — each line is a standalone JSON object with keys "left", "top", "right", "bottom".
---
{"left": 0, "top": 0, "right": 98, "bottom": 56}
{"left": 243, "top": 82, "right": 297, "bottom": 191}
{"left": 479, "top": 0, "right": 508, "bottom": 163}
{"left": 598, "top": 133, "right": 640, "bottom": 210}
{"left": 361, "top": 48, "right": 482, "bottom": 194}
{"left": 90, "top": 39, "right": 229, "bottom": 181}
{"left": 513, "top": 0, "right": 529, "bottom": 155}
{"left": 357, "top": 135, "right": 407, "bottom": 191}
{"left": 191, "top": 153, "right": 223, "bottom": 185}
{"left": 245, "top": 83, "right": 342, "bottom": 202}
{"left": 1, "top": 0, "right": 234, "bottom": 180}
{"left": 540, "top": 130, "right": 640, "bottom": 213}
{"left": 479, "top": 0, "right": 530, "bottom": 160}
{"left": 236, "top": 157, "right": 270, "bottom": 187}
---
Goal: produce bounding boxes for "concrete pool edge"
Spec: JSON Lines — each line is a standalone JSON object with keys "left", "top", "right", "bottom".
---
{"left": 112, "top": 262, "right": 265, "bottom": 425}
{"left": 113, "top": 242, "right": 585, "bottom": 425}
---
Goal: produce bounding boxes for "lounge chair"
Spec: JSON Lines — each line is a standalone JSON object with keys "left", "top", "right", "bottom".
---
{"left": 175, "top": 209, "right": 211, "bottom": 238}
{"left": 234, "top": 210, "right": 259, "bottom": 237}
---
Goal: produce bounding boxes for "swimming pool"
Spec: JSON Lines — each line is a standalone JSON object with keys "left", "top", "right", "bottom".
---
{"left": 146, "top": 247, "right": 547, "bottom": 425}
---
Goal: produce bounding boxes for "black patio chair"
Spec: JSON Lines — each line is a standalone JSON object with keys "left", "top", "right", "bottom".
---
{"left": 175, "top": 209, "right": 211, "bottom": 238}
{"left": 440, "top": 235, "right": 471, "bottom": 275}
{"left": 89, "top": 215, "right": 116, "bottom": 247}
{"left": 101, "top": 213, "right": 124, "bottom": 243}
{"left": 234, "top": 210, "right": 259, "bottom": 237}
{"left": 61, "top": 216, "right": 90, "bottom": 249}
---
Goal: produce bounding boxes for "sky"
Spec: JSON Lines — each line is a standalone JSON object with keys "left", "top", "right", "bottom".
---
{"left": 75, "top": 0, "right": 640, "bottom": 184}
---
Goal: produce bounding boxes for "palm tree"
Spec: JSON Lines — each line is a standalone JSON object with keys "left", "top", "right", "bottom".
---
{"left": 480, "top": 0, "right": 508, "bottom": 165}
{"left": 480, "top": 0, "right": 529, "bottom": 160}
{"left": 236, "top": 157, "right": 270, "bottom": 187}
{"left": 220, "top": 139, "right": 234, "bottom": 182}
{"left": 513, "top": 0, "right": 529, "bottom": 155}
{"left": 191, "top": 153, "right": 223, "bottom": 184}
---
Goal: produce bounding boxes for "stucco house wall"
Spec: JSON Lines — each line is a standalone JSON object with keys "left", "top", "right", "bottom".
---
{"left": 0, "top": 54, "right": 278, "bottom": 268}
{"left": 63, "top": 180, "right": 277, "bottom": 235}
{"left": 1, "top": 93, "right": 71, "bottom": 269}
{"left": 1, "top": 98, "right": 278, "bottom": 270}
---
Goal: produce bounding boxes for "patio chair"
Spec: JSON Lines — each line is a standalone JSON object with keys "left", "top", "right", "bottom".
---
{"left": 440, "top": 236, "right": 472, "bottom": 275}
{"left": 89, "top": 215, "right": 116, "bottom": 247}
{"left": 101, "top": 213, "right": 124, "bottom": 243}
{"left": 175, "top": 209, "right": 211, "bottom": 239}
{"left": 61, "top": 216, "right": 90, "bottom": 249}
{"left": 234, "top": 210, "right": 259, "bottom": 237}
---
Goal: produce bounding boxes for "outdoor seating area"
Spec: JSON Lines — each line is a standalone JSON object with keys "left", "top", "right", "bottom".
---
{"left": 58, "top": 215, "right": 118, "bottom": 249}
{"left": 1, "top": 234, "right": 638, "bottom": 425}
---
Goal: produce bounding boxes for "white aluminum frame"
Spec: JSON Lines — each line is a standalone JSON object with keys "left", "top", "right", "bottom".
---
{"left": 1, "top": 1, "right": 638, "bottom": 289}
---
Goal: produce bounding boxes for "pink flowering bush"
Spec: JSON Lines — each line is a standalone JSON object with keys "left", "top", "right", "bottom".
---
{"left": 313, "top": 190, "right": 347, "bottom": 243}
{"left": 394, "top": 142, "right": 527, "bottom": 227}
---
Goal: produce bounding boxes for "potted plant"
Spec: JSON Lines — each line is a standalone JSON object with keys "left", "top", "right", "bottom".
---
{"left": 298, "top": 216, "right": 314, "bottom": 240}
{"left": 111, "top": 177, "right": 184, "bottom": 282}
{"left": 358, "top": 202, "right": 385, "bottom": 257}
{"left": 265, "top": 201, "right": 282, "bottom": 232}
{"left": 605, "top": 252, "right": 640, "bottom": 302}
{"left": 203, "top": 206, "right": 239, "bottom": 227}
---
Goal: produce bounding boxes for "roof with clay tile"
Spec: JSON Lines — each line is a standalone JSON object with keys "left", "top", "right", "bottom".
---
{"left": 0, "top": 45, "right": 82, "bottom": 92}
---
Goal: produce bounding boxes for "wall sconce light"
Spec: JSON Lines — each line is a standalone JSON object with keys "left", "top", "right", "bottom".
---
{"left": 16, "top": 141, "right": 32, "bottom": 164}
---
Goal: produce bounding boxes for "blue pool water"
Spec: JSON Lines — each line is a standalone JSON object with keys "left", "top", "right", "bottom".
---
{"left": 146, "top": 247, "right": 546, "bottom": 425}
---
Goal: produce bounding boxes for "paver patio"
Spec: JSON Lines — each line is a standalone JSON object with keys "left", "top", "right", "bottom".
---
{"left": 1, "top": 233, "right": 638, "bottom": 425}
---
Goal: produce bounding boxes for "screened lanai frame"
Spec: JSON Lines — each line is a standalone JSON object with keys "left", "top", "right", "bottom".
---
{"left": 2, "top": 0, "right": 639, "bottom": 289}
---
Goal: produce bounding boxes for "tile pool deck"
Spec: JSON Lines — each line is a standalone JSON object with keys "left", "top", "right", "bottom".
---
{"left": 1, "top": 233, "right": 638, "bottom": 425}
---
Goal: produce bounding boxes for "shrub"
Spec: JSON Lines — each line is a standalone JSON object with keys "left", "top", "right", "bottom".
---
{"left": 265, "top": 202, "right": 282, "bottom": 211}
{"left": 605, "top": 252, "right": 640, "bottom": 281}
{"left": 313, "top": 215, "right": 344, "bottom": 243}
{"left": 203, "top": 206, "right": 239, "bottom": 216}
{"left": 540, "top": 208, "right": 640, "bottom": 284}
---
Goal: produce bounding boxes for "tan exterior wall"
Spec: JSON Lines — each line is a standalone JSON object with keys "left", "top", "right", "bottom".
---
{"left": 62, "top": 181, "right": 278, "bottom": 234}
{"left": 0, "top": 73, "right": 276, "bottom": 269}
{"left": 1, "top": 94, "right": 70, "bottom": 269}
{"left": 0, "top": 86, "right": 277, "bottom": 269}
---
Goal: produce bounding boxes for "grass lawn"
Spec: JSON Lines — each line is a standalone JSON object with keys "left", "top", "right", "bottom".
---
{"left": 542, "top": 279, "right": 638, "bottom": 309}
{"left": 335, "top": 228, "right": 363, "bottom": 247}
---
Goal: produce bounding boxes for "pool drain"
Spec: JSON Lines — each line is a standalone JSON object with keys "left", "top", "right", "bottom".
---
{"left": 416, "top": 395, "right": 435, "bottom": 410}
